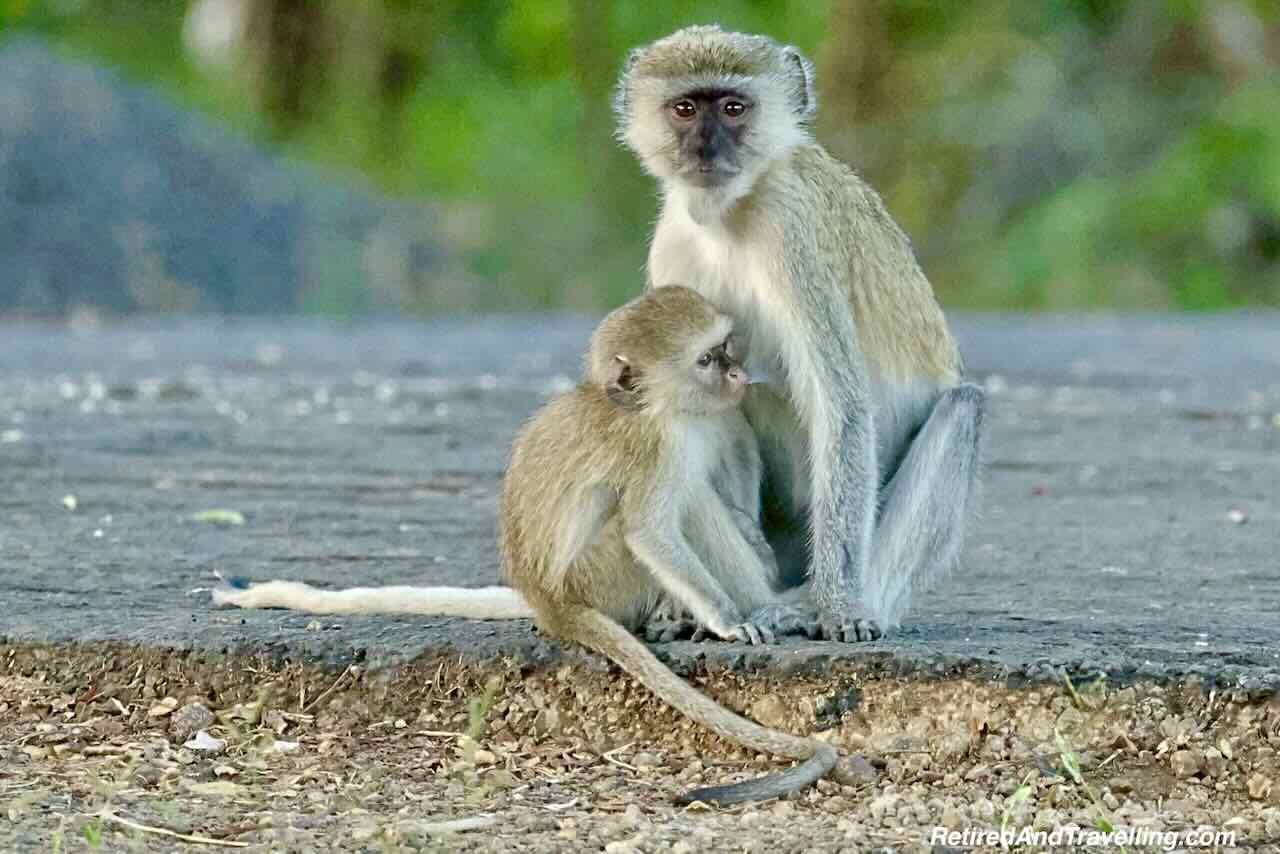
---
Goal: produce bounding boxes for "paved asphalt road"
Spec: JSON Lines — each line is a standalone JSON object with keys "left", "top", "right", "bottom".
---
{"left": 1, "top": 315, "right": 1277, "bottom": 690}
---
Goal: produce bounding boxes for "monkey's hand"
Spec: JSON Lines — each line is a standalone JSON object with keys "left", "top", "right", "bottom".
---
{"left": 647, "top": 617, "right": 774, "bottom": 645}
{"left": 716, "top": 620, "right": 776, "bottom": 646}
{"left": 649, "top": 605, "right": 782, "bottom": 646}
{"left": 643, "top": 597, "right": 700, "bottom": 643}
{"left": 746, "top": 603, "right": 823, "bottom": 640}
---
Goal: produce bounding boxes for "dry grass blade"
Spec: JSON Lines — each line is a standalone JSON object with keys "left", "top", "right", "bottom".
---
{"left": 98, "top": 810, "right": 250, "bottom": 847}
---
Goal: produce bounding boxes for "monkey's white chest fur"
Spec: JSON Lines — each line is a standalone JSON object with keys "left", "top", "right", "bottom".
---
{"left": 649, "top": 189, "right": 939, "bottom": 478}
{"left": 650, "top": 196, "right": 789, "bottom": 382}
{"left": 669, "top": 414, "right": 742, "bottom": 484}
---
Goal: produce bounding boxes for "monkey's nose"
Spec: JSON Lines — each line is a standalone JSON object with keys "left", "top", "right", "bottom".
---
{"left": 727, "top": 367, "right": 749, "bottom": 384}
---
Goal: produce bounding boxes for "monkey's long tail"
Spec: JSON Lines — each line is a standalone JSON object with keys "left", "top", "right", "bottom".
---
{"left": 567, "top": 607, "right": 836, "bottom": 805}
{"left": 211, "top": 578, "right": 533, "bottom": 619}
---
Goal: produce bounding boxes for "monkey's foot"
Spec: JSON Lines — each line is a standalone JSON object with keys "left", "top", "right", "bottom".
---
{"left": 816, "top": 617, "right": 881, "bottom": 643}
{"left": 642, "top": 615, "right": 700, "bottom": 643}
{"left": 746, "top": 603, "right": 822, "bottom": 639}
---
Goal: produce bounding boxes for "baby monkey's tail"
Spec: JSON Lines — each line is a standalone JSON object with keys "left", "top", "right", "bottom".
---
{"left": 211, "top": 576, "right": 532, "bottom": 619}
{"left": 566, "top": 607, "right": 836, "bottom": 805}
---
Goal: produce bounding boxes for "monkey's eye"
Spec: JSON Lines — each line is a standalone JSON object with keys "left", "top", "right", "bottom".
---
{"left": 672, "top": 100, "right": 696, "bottom": 119}
{"left": 723, "top": 100, "right": 747, "bottom": 117}
{"left": 696, "top": 352, "right": 714, "bottom": 368}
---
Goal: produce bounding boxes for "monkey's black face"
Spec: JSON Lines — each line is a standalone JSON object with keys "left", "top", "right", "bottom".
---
{"left": 667, "top": 91, "right": 752, "bottom": 188}
{"left": 693, "top": 335, "right": 750, "bottom": 409}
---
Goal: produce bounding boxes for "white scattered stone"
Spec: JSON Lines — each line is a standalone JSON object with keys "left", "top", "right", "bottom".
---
{"left": 183, "top": 730, "right": 227, "bottom": 753}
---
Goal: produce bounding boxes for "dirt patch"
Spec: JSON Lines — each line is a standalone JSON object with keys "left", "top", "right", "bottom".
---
{"left": 2, "top": 641, "right": 1277, "bottom": 851}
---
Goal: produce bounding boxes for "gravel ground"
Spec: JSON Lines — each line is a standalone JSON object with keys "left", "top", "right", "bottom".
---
{"left": 2, "top": 644, "right": 1278, "bottom": 852}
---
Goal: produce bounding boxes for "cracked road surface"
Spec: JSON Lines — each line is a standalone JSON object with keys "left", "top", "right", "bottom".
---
{"left": 1, "top": 314, "right": 1277, "bottom": 689}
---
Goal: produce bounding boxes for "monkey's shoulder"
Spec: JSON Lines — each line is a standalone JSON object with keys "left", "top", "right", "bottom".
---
{"left": 768, "top": 145, "right": 963, "bottom": 384}
{"left": 510, "top": 385, "right": 663, "bottom": 482}
{"left": 765, "top": 145, "right": 900, "bottom": 239}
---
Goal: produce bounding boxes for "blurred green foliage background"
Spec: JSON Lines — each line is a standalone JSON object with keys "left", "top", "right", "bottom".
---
{"left": 3, "top": 0, "right": 1280, "bottom": 312}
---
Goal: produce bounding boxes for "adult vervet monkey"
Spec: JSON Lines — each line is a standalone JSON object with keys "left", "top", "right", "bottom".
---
{"left": 616, "top": 25, "right": 984, "bottom": 640}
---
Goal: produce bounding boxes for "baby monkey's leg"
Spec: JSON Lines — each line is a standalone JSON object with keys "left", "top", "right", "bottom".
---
{"left": 658, "top": 495, "right": 819, "bottom": 642}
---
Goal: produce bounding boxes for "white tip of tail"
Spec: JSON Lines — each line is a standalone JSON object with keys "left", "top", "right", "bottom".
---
{"left": 211, "top": 580, "right": 533, "bottom": 620}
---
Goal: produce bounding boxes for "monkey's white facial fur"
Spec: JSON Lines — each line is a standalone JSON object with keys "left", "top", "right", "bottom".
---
{"left": 615, "top": 25, "right": 816, "bottom": 221}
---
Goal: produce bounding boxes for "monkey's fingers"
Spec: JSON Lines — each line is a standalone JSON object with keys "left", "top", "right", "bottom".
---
{"left": 644, "top": 617, "right": 698, "bottom": 643}
{"left": 642, "top": 624, "right": 667, "bottom": 643}
{"left": 818, "top": 618, "right": 881, "bottom": 643}
{"left": 727, "top": 622, "right": 770, "bottom": 645}
{"left": 747, "top": 604, "right": 821, "bottom": 640}
{"left": 855, "top": 619, "right": 883, "bottom": 641}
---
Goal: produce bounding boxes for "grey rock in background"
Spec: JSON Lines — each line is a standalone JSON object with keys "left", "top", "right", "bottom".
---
{"left": 0, "top": 37, "right": 441, "bottom": 317}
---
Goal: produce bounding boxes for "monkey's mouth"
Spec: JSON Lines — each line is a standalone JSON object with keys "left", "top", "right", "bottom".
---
{"left": 684, "top": 163, "right": 739, "bottom": 188}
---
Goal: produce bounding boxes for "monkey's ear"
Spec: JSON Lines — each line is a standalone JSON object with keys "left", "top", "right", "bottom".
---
{"left": 620, "top": 46, "right": 643, "bottom": 76}
{"left": 781, "top": 45, "right": 817, "bottom": 120}
{"left": 613, "top": 47, "right": 644, "bottom": 124}
{"left": 604, "top": 355, "right": 641, "bottom": 408}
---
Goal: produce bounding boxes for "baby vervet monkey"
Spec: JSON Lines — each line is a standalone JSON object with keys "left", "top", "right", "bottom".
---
{"left": 616, "top": 25, "right": 985, "bottom": 640}
{"left": 500, "top": 285, "right": 838, "bottom": 803}
{"left": 217, "top": 286, "right": 843, "bottom": 804}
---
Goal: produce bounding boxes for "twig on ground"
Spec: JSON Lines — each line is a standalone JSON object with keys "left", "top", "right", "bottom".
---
{"left": 302, "top": 666, "right": 352, "bottom": 713}
{"left": 1096, "top": 749, "right": 1122, "bottom": 770}
{"left": 600, "top": 742, "right": 638, "bottom": 772}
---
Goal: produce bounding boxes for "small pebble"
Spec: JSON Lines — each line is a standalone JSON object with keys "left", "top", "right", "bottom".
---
{"left": 1247, "top": 773, "right": 1272, "bottom": 801}
{"left": 1109, "top": 777, "right": 1133, "bottom": 794}
{"left": 632, "top": 752, "right": 658, "bottom": 768}
{"left": 1171, "top": 749, "right": 1203, "bottom": 778}
{"left": 1203, "top": 747, "right": 1227, "bottom": 778}
{"left": 169, "top": 702, "right": 215, "bottom": 742}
